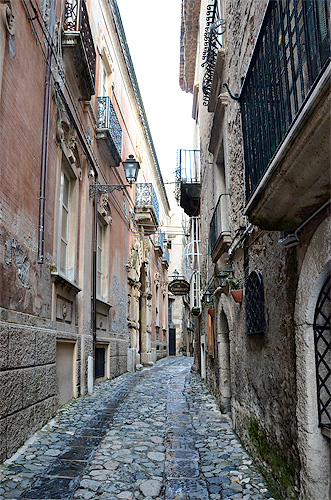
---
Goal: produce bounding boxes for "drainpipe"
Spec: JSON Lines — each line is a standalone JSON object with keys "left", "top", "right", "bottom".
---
{"left": 92, "top": 177, "right": 98, "bottom": 380}
{"left": 38, "top": 0, "right": 57, "bottom": 263}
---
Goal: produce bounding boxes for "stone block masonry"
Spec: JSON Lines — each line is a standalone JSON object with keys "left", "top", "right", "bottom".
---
{"left": 0, "top": 321, "right": 57, "bottom": 461}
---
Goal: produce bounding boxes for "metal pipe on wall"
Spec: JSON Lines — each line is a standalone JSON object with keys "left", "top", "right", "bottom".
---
{"left": 92, "top": 186, "right": 98, "bottom": 379}
{"left": 38, "top": 0, "right": 57, "bottom": 263}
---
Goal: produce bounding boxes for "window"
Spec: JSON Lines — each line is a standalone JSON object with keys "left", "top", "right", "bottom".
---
{"left": 155, "top": 284, "right": 159, "bottom": 326}
{"left": 59, "top": 171, "right": 70, "bottom": 275}
{"left": 101, "top": 65, "right": 107, "bottom": 97}
{"left": 314, "top": 275, "right": 331, "bottom": 430}
{"left": 246, "top": 271, "right": 265, "bottom": 335}
{"left": 162, "top": 292, "right": 166, "bottom": 330}
{"left": 97, "top": 221, "right": 104, "bottom": 297}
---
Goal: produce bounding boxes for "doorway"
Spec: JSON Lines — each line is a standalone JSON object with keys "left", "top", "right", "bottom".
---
{"left": 169, "top": 328, "right": 176, "bottom": 356}
{"left": 56, "top": 341, "right": 75, "bottom": 406}
{"left": 218, "top": 311, "right": 231, "bottom": 412}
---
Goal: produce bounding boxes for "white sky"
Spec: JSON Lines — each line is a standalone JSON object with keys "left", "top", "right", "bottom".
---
{"left": 116, "top": 0, "right": 194, "bottom": 184}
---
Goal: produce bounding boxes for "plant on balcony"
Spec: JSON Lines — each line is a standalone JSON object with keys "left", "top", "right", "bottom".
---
{"left": 225, "top": 275, "right": 243, "bottom": 303}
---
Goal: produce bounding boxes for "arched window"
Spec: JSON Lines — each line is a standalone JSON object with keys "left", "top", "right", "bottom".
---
{"left": 313, "top": 275, "right": 331, "bottom": 429}
{"left": 246, "top": 271, "right": 265, "bottom": 335}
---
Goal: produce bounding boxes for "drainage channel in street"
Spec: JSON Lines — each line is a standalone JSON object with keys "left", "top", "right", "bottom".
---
{"left": 164, "top": 371, "right": 209, "bottom": 500}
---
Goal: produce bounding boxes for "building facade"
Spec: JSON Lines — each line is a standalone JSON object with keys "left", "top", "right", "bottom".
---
{"left": 178, "top": 0, "right": 330, "bottom": 499}
{"left": 0, "top": 0, "right": 170, "bottom": 461}
{"left": 166, "top": 186, "right": 193, "bottom": 357}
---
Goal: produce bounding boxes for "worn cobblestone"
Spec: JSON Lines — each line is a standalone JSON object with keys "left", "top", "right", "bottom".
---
{"left": 0, "top": 357, "right": 276, "bottom": 499}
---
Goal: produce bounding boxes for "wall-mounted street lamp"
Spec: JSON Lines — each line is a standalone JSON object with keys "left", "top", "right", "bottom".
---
{"left": 89, "top": 155, "right": 140, "bottom": 197}
{"left": 171, "top": 269, "right": 180, "bottom": 280}
{"left": 203, "top": 289, "right": 213, "bottom": 305}
{"left": 215, "top": 269, "right": 234, "bottom": 288}
{"left": 90, "top": 154, "right": 140, "bottom": 386}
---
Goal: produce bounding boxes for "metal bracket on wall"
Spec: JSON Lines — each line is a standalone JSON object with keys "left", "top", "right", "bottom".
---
{"left": 89, "top": 184, "right": 129, "bottom": 198}
{"left": 223, "top": 83, "right": 240, "bottom": 101}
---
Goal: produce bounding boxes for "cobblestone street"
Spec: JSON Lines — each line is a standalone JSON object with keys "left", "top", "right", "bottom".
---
{"left": 0, "top": 357, "right": 276, "bottom": 500}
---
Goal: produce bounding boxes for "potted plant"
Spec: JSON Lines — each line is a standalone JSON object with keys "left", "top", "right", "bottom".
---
{"left": 225, "top": 275, "right": 243, "bottom": 303}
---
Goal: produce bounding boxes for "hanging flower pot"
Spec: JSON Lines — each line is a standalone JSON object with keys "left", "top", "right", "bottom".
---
{"left": 231, "top": 289, "right": 243, "bottom": 303}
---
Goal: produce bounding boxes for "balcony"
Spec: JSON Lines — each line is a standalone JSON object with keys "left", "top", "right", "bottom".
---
{"left": 62, "top": 0, "right": 96, "bottom": 100}
{"left": 134, "top": 183, "right": 159, "bottom": 235}
{"left": 154, "top": 230, "right": 164, "bottom": 256}
{"left": 96, "top": 97, "right": 122, "bottom": 166}
{"left": 209, "top": 195, "right": 231, "bottom": 263}
{"left": 201, "top": 0, "right": 226, "bottom": 108}
{"left": 162, "top": 247, "right": 170, "bottom": 268}
{"left": 241, "top": 0, "right": 330, "bottom": 230}
{"left": 175, "top": 150, "right": 201, "bottom": 217}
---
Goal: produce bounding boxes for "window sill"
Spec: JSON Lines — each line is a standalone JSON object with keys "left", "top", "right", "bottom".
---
{"left": 51, "top": 272, "right": 81, "bottom": 294}
{"left": 95, "top": 297, "right": 112, "bottom": 309}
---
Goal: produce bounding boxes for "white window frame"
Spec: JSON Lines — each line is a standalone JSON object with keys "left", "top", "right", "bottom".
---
{"left": 100, "top": 63, "right": 108, "bottom": 97}
{"left": 59, "top": 170, "right": 70, "bottom": 275}
{"left": 97, "top": 220, "right": 104, "bottom": 298}
{"left": 57, "top": 157, "right": 79, "bottom": 282}
{"left": 96, "top": 214, "right": 110, "bottom": 302}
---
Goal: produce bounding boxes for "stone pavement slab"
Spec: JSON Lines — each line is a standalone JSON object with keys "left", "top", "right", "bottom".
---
{"left": 0, "top": 357, "right": 276, "bottom": 500}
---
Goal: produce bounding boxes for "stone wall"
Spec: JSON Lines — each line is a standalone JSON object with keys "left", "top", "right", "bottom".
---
{"left": 196, "top": 0, "right": 330, "bottom": 498}
{"left": 0, "top": 319, "right": 57, "bottom": 461}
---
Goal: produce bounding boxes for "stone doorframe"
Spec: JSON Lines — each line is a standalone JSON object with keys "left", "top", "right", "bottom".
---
{"left": 294, "top": 216, "right": 330, "bottom": 500}
{"left": 214, "top": 293, "right": 234, "bottom": 413}
{"left": 127, "top": 236, "right": 153, "bottom": 370}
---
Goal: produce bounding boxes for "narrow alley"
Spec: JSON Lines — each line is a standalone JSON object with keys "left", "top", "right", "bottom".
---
{"left": 0, "top": 358, "right": 274, "bottom": 500}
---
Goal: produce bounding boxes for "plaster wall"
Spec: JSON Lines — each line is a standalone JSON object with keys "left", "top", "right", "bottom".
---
{"left": 0, "top": 0, "right": 169, "bottom": 462}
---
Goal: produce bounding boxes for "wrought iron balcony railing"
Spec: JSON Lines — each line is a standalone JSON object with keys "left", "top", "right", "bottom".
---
{"left": 209, "top": 194, "right": 230, "bottom": 259}
{"left": 162, "top": 247, "right": 170, "bottom": 266}
{"left": 241, "top": 0, "right": 330, "bottom": 202}
{"left": 175, "top": 149, "right": 201, "bottom": 184}
{"left": 201, "top": 0, "right": 226, "bottom": 106}
{"left": 154, "top": 230, "right": 164, "bottom": 251}
{"left": 97, "top": 97, "right": 122, "bottom": 158}
{"left": 175, "top": 149, "right": 201, "bottom": 215}
{"left": 63, "top": 0, "right": 96, "bottom": 91}
{"left": 135, "top": 183, "right": 159, "bottom": 222}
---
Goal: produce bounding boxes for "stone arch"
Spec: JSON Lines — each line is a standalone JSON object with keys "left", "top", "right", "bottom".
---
{"left": 213, "top": 292, "right": 234, "bottom": 412}
{"left": 294, "top": 215, "right": 330, "bottom": 500}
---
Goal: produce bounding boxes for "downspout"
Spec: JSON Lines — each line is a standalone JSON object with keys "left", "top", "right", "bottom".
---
{"left": 38, "top": 0, "right": 57, "bottom": 263}
{"left": 92, "top": 177, "right": 98, "bottom": 379}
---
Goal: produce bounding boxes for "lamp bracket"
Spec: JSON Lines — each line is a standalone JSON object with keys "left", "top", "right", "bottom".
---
{"left": 89, "top": 184, "right": 130, "bottom": 198}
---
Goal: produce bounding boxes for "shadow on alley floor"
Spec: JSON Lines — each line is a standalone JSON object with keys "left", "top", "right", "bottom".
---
{"left": 0, "top": 357, "right": 276, "bottom": 500}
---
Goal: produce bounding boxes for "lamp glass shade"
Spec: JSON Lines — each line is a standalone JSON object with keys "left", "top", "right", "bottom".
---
{"left": 123, "top": 155, "right": 140, "bottom": 184}
{"left": 205, "top": 290, "right": 212, "bottom": 303}
{"left": 172, "top": 269, "right": 180, "bottom": 279}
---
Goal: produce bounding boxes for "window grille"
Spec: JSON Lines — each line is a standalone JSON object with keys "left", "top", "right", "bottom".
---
{"left": 313, "top": 276, "right": 331, "bottom": 429}
{"left": 241, "top": 0, "right": 330, "bottom": 201}
{"left": 246, "top": 271, "right": 265, "bottom": 335}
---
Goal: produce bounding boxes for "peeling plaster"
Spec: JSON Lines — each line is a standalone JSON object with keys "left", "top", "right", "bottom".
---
{"left": 5, "top": 236, "right": 11, "bottom": 267}
{"left": 12, "top": 240, "right": 30, "bottom": 288}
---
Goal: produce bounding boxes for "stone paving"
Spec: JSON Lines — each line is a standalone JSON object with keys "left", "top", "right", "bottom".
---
{"left": 0, "top": 357, "right": 277, "bottom": 500}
